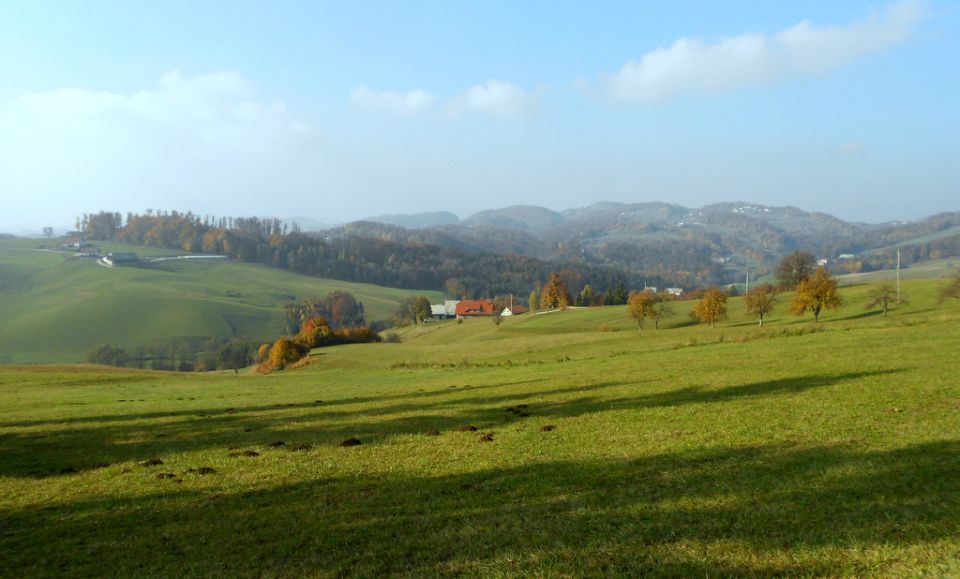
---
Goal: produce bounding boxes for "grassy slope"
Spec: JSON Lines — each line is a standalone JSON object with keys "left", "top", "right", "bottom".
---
{"left": 1, "top": 278, "right": 958, "bottom": 576}
{"left": 0, "top": 239, "right": 441, "bottom": 363}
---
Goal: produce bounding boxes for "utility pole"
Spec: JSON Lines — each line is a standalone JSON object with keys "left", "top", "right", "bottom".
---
{"left": 896, "top": 248, "right": 901, "bottom": 304}
{"left": 745, "top": 270, "right": 750, "bottom": 295}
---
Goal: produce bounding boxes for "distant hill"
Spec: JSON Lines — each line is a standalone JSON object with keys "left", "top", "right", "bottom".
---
{"left": 365, "top": 211, "right": 460, "bottom": 229}
{"left": 0, "top": 239, "right": 441, "bottom": 363}
{"left": 331, "top": 202, "right": 960, "bottom": 284}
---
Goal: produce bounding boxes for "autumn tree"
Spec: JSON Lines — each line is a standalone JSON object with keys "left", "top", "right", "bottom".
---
{"left": 744, "top": 283, "right": 777, "bottom": 327}
{"left": 265, "top": 337, "right": 307, "bottom": 371}
{"left": 792, "top": 267, "right": 841, "bottom": 322}
{"left": 692, "top": 287, "right": 728, "bottom": 327}
{"left": 866, "top": 284, "right": 903, "bottom": 318}
{"left": 627, "top": 290, "right": 656, "bottom": 331}
{"left": 298, "top": 316, "right": 334, "bottom": 348}
{"left": 540, "top": 272, "right": 571, "bottom": 310}
{"left": 776, "top": 250, "right": 816, "bottom": 289}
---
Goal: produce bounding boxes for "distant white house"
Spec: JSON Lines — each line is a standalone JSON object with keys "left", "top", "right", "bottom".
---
{"left": 817, "top": 258, "right": 830, "bottom": 267}
{"left": 665, "top": 288, "right": 683, "bottom": 296}
{"left": 837, "top": 254, "right": 856, "bottom": 260}
{"left": 644, "top": 286, "right": 658, "bottom": 294}
{"left": 500, "top": 305, "right": 527, "bottom": 317}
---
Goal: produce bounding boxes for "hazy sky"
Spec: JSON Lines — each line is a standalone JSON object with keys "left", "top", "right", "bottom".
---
{"left": 1, "top": 0, "right": 958, "bottom": 232}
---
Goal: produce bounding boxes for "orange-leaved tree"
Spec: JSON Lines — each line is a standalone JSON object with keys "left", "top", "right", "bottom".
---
{"left": 627, "top": 290, "right": 656, "bottom": 331}
{"left": 692, "top": 287, "right": 728, "bottom": 327}
{"left": 540, "top": 272, "right": 571, "bottom": 310}
{"left": 264, "top": 337, "right": 308, "bottom": 372}
{"left": 792, "top": 267, "right": 841, "bottom": 322}
{"left": 299, "top": 316, "right": 334, "bottom": 348}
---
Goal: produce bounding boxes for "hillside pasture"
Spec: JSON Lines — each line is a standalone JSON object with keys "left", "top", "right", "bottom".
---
{"left": 0, "top": 239, "right": 441, "bottom": 363}
{"left": 1, "top": 278, "right": 958, "bottom": 576}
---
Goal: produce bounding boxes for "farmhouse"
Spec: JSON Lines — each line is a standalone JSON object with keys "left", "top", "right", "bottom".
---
{"left": 429, "top": 300, "right": 460, "bottom": 320}
{"left": 455, "top": 300, "right": 495, "bottom": 318}
{"left": 501, "top": 305, "right": 527, "bottom": 316}
{"left": 104, "top": 252, "right": 139, "bottom": 266}
{"left": 665, "top": 288, "right": 683, "bottom": 296}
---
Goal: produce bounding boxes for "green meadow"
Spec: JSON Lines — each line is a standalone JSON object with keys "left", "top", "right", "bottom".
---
{"left": 1, "top": 276, "right": 958, "bottom": 576}
{"left": 0, "top": 239, "right": 440, "bottom": 363}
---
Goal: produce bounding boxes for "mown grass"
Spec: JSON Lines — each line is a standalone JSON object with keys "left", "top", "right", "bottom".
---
{"left": 0, "top": 238, "right": 441, "bottom": 363}
{"left": 1, "top": 277, "right": 959, "bottom": 576}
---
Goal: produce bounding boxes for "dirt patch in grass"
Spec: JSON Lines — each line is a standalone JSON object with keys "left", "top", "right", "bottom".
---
{"left": 267, "top": 441, "right": 286, "bottom": 447}
{"left": 517, "top": 412, "right": 530, "bottom": 418}
{"left": 479, "top": 433, "right": 494, "bottom": 442}
{"left": 425, "top": 430, "right": 440, "bottom": 436}
{"left": 140, "top": 458, "right": 164, "bottom": 467}
{"left": 155, "top": 472, "right": 177, "bottom": 479}
{"left": 457, "top": 425, "right": 478, "bottom": 432}
{"left": 289, "top": 443, "right": 312, "bottom": 451}
{"left": 340, "top": 437, "right": 362, "bottom": 447}
{"left": 539, "top": 425, "right": 556, "bottom": 432}
{"left": 185, "top": 467, "right": 216, "bottom": 475}
{"left": 229, "top": 450, "right": 260, "bottom": 457}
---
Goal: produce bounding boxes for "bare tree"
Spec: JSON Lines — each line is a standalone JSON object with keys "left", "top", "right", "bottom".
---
{"left": 866, "top": 284, "right": 903, "bottom": 318}
{"left": 744, "top": 283, "right": 777, "bottom": 327}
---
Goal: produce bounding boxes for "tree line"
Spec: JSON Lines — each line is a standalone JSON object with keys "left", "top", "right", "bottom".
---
{"left": 80, "top": 210, "right": 649, "bottom": 300}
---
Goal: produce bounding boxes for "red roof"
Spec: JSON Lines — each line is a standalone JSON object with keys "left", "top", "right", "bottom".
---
{"left": 455, "top": 300, "right": 495, "bottom": 316}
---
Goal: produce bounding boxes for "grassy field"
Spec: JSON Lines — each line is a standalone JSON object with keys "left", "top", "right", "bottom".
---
{"left": 0, "top": 238, "right": 441, "bottom": 363}
{"left": 836, "top": 256, "right": 959, "bottom": 285}
{"left": 1, "top": 277, "right": 958, "bottom": 576}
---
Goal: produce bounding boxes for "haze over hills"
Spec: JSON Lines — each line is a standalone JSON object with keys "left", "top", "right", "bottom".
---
{"left": 349, "top": 201, "right": 960, "bottom": 283}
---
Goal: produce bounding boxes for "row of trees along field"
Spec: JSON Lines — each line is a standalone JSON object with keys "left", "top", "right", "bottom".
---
{"left": 79, "top": 210, "right": 651, "bottom": 299}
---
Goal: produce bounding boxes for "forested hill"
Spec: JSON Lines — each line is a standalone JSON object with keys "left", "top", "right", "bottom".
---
{"left": 76, "top": 203, "right": 960, "bottom": 295}
{"left": 356, "top": 202, "right": 960, "bottom": 281}
{"left": 77, "top": 211, "right": 649, "bottom": 299}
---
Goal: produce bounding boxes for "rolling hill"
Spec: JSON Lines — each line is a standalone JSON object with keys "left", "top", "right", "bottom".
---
{"left": 354, "top": 201, "right": 960, "bottom": 285}
{"left": 0, "top": 239, "right": 441, "bottom": 364}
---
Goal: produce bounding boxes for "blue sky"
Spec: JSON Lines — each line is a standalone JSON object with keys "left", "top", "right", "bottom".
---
{"left": 1, "top": 0, "right": 957, "bottom": 231}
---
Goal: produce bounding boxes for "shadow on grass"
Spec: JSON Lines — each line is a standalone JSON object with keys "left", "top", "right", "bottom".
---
{"left": 2, "top": 441, "right": 957, "bottom": 576}
{"left": 0, "top": 372, "right": 897, "bottom": 478}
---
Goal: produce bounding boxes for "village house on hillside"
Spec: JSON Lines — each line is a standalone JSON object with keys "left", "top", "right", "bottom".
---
{"left": 501, "top": 305, "right": 526, "bottom": 316}
{"left": 455, "top": 300, "right": 495, "bottom": 318}
{"left": 430, "top": 300, "right": 461, "bottom": 320}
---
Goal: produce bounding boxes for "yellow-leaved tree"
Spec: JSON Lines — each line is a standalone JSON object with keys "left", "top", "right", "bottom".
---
{"left": 627, "top": 290, "right": 656, "bottom": 331}
{"left": 692, "top": 287, "right": 728, "bottom": 327}
{"left": 792, "top": 267, "right": 841, "bottom": 322}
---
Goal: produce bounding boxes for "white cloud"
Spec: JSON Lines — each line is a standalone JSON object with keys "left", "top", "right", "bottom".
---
{"left": 351, "top": 80, "right": 537, "bottom": 120}
{"left": 605, "top": 0, "right": 926, "bottom": 103}
{"left": 446, "top": 80, "right": 538, "bottom": 119}
{"left": 0, "top": 71, "right": 323, "bottom": 229}
{"left": 350, "top": 86, "right": 435, "bottom": 115}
